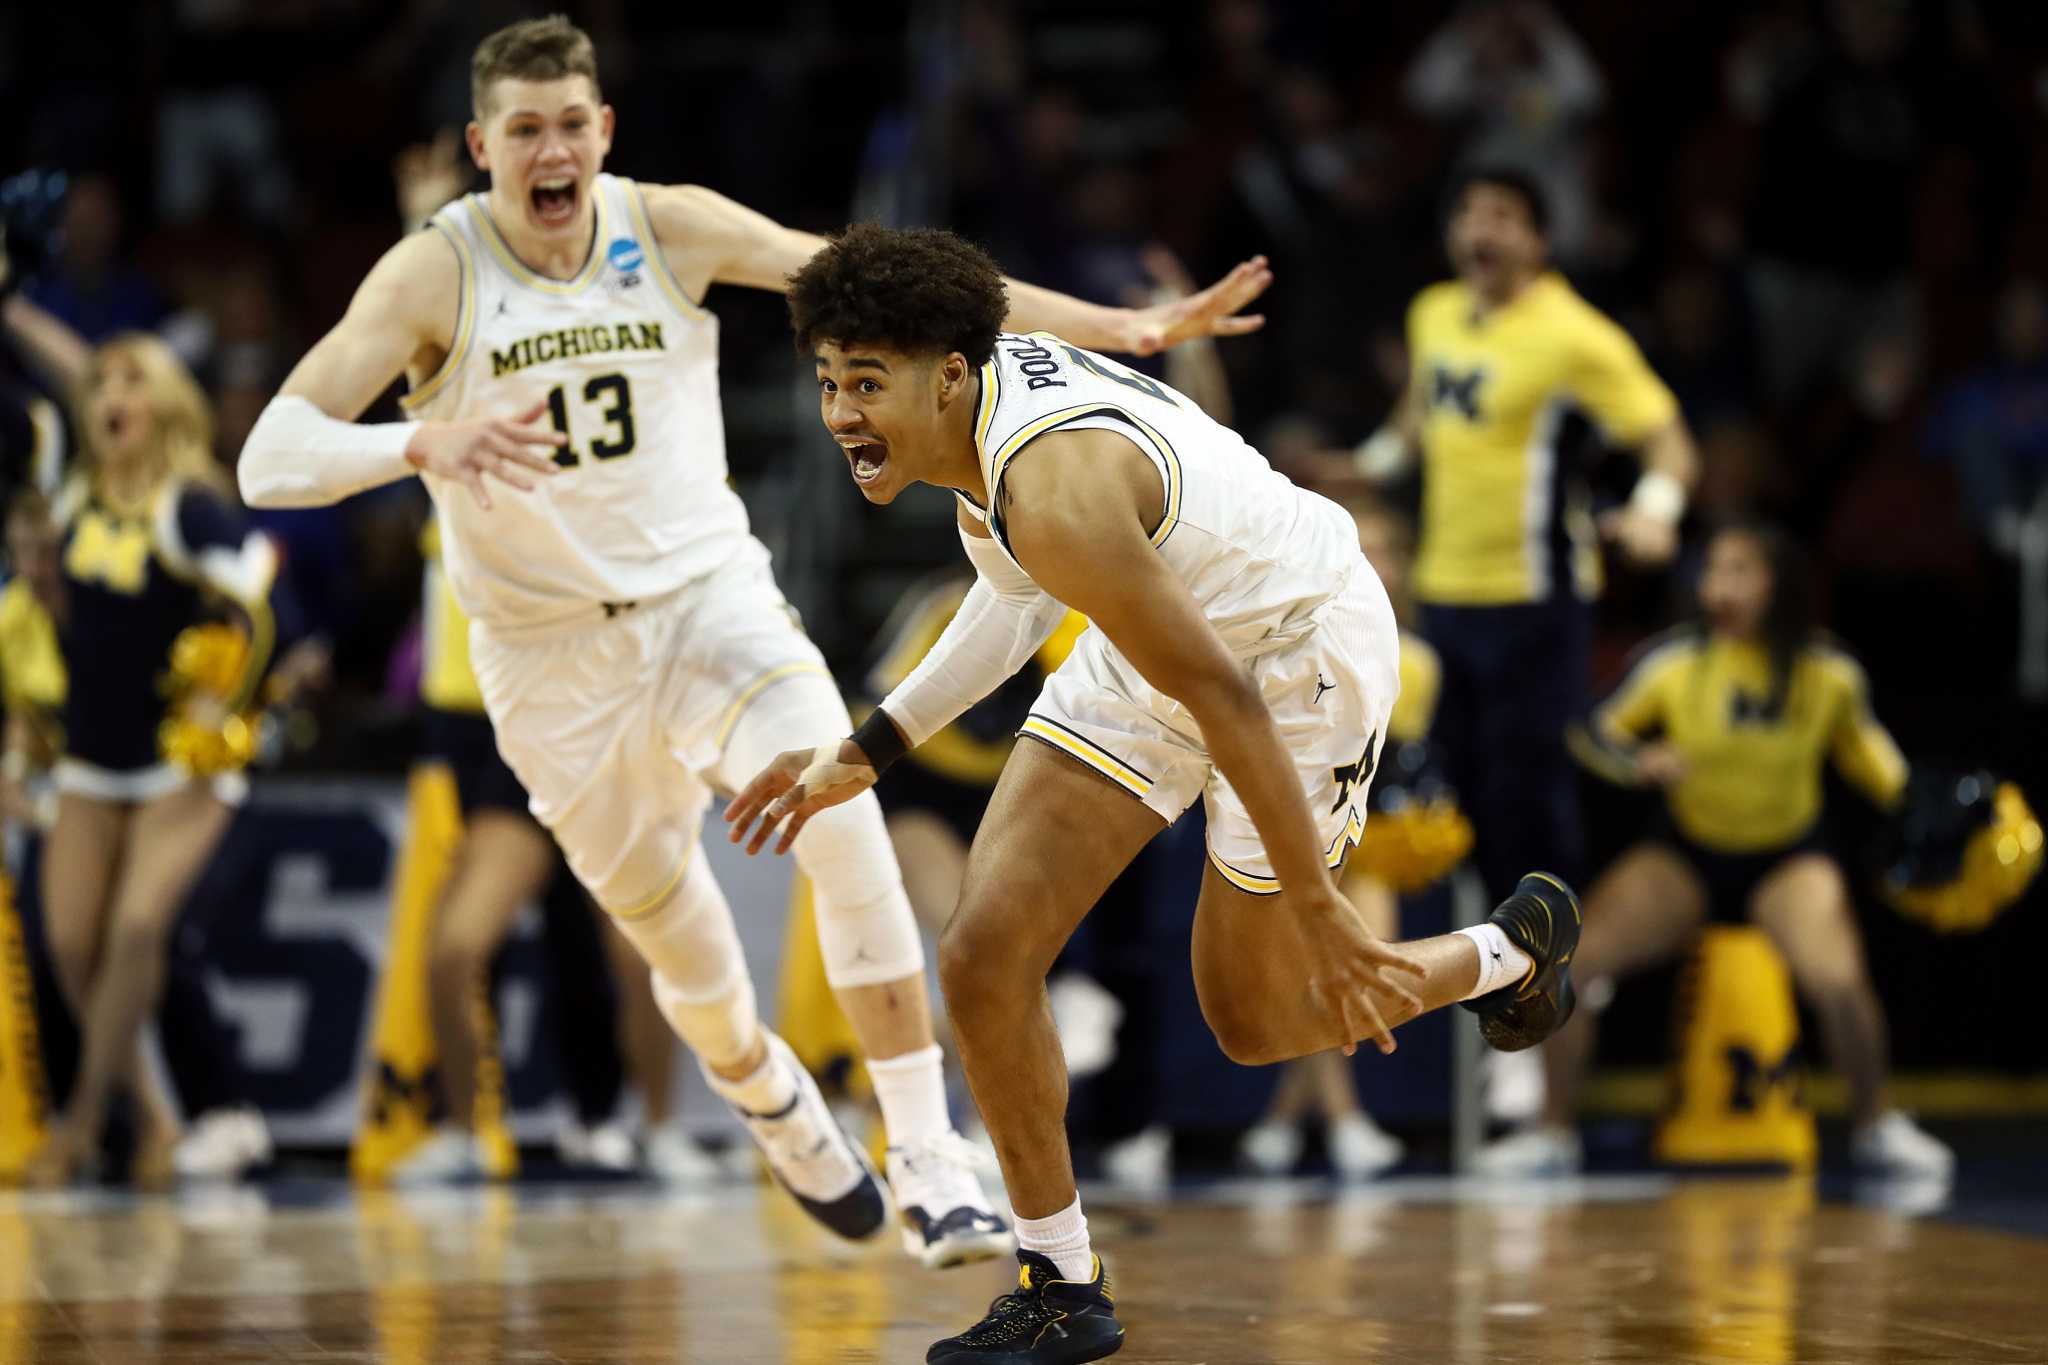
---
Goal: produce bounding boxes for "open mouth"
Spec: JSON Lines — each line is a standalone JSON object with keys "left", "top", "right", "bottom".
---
{"left": 838, "top": 438, "right": 888, "bottom": 485}
{"left": 531, "top": 177, "right": 578, "bottom": 227}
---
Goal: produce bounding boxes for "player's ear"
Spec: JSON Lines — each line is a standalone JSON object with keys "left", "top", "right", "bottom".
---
{"left": 939, "top": 353, "right": 970, "bottom": 403}
{"left": 465, "top": 122, "right": 489, "bottom": 172}
{"left": 599, "top": 104, "right": 617, "bottom": 152}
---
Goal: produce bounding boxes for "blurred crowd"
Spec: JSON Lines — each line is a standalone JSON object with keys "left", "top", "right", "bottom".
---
{"left": 1, "top": 0, "right": 2046, "bottom": 1179}
{"left": 5, "top": 0, "right": 2046, "bottom": 736}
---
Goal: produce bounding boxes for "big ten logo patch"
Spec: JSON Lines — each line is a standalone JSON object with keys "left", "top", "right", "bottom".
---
{"left": 607, "top": 236, "right": 644, "bottom": 289}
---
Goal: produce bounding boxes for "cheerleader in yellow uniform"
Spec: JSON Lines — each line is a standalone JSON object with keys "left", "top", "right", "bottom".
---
{"left": 1478, "top": 521, "right": 1953, "bottom": 1178}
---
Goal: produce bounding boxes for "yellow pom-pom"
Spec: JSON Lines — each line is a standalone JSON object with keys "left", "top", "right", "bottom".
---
{"left": 166, "top": 623, "right": 250, "bottom": 699}
{"left": 1352, "top": 797, "right": 1474, "bottom": 894}
{"left": 1885, "top": 783, "right": 2044, "bottom": 933}
{"left": 158, "top": 707, "right": 263, "bottom": 777}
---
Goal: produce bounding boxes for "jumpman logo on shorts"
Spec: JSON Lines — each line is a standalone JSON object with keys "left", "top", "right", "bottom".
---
{"left": 1313, "top": 673, "right": 1336, "bottom": 705}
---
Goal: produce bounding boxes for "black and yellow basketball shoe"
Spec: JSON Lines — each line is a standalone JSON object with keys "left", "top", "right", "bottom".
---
{"left": 927, "top": 1250, "right": 1124, "bottom": 1364}
{"left": 1459, "top": 871, "right": 1581, "bottom": 1051}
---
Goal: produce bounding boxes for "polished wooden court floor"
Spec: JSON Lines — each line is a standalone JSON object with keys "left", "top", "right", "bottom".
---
{"left": 3, "top": 1173, "right": 2044, "bottom": 1363}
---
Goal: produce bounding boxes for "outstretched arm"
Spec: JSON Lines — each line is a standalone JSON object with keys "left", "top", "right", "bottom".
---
{"left": 643, "top": 183, "right": 1271, "bottom": 356}
{"left": 0, "top": 294, "right": 93, "bottom": 396}
{"left": 723, "top": 502, "right": 1066, "bottom": 852}
{"left": 1000, "top": 432, "right": 1344, "bottom": 898}
{"left": 238, "top": 231, "right": 564, "bottom": 510}
{"left": 1002, "top": 431, "right": 1423, "bottom": 1050}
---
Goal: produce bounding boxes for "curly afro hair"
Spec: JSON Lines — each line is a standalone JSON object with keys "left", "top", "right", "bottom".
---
{"left": 788, "top": 223, "right": 1008, "bottom": 368}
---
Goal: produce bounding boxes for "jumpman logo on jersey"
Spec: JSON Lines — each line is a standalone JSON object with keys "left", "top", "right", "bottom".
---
{"left": 1313, "top": 673, "right": 1336, "bottom": 705}
{"left": 1428, "top": 363, "right": 1486, "bottom": 421}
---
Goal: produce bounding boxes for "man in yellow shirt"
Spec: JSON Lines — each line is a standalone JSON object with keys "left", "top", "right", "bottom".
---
{"left": 1360, "top": 166, "right": 1697, "bottom": 901}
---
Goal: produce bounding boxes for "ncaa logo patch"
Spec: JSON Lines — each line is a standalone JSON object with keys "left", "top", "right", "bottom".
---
{"left": 607, "top": 236, "right": 644, "bottom": 287}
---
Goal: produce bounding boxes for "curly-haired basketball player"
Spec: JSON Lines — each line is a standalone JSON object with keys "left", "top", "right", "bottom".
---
{"left": 727, "top": 224, "right": 1583, "bottom": 1364}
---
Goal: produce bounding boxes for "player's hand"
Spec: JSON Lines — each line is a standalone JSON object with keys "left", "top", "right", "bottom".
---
{"left": 1598, "top": 505, "right": 1680, "bottom": 567}
{"left": 1293, "top": 879, "right": 1428, "bottom": 1057}
{"left": 1126, "top": 254, "right": 1271, "bottom": 356}
{"left": 393, "top": 129, "right": 468, "bottom": 231}
{"left": 1634, "top": 742, "right": 1686, "bottom": 787}
{"left": 724, "top": 740, "right": 879, "bottom": 855}
{"left": 404, "top": 402, "right": 565, "bottom": 509}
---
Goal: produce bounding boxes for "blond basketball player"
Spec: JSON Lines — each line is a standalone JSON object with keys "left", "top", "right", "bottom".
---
{"left": 235, "top": 16, "right": 1270, "bottom": 1265}
{"left": 725, "top": 225, "right": 1583, "bottom": 1363}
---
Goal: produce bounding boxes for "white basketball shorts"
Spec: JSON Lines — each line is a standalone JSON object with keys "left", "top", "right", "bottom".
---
{"left": 469, "top": 540, "right": 837, "bottom": 916}
{"left": 1019, "top": 566, "right": 1400, "bottom": 894}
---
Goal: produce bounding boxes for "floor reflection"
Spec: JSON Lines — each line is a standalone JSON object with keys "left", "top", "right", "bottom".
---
{"left": 0, "top": 1172, "right": 2039, "bottom": 1363}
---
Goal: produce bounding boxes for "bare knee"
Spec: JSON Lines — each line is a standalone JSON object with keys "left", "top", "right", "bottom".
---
{"left": 1208, "top": 1013, "right": 1287, "bottom": 1067}
{"left": 44, "top": 917, "right": 99, "bottom": 1003}
{"left": 106, "top": 910, "right": 173, "bottom": 972}
{"left": 1793, "top": 959, "right": 1870, "bottom": 1013}
{"left": 937, "top": 889, "right": 1055, "bottom": 1022}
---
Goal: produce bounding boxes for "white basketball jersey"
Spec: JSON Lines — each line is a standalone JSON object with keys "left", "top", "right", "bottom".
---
{"left": 963, "top": 332, "right": 1367, "bottom": 655}
{"left": 401, "top": 175, "right": 750, "bottom": 627}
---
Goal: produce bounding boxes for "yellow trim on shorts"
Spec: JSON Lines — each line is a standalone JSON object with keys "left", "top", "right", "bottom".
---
{"left": 399, "top": 221, "right": 477, "bottom": 413}
{"left": 1208, "top": 807, "right": 1367, "bottom": 896}
{"left": 606, "top": 851, "right": 690, "bottom": 923}
{"left": 622, "top": 179, "right": 712, "bottom": 321}
{"left": 710, "top": 661, "right": 833, "bottom": 750}
{"left": 1017, "top": 715, "right": 1152, "bottom": 797}
{"left": 466, "top": 191, "right": 610, "bottom": 295}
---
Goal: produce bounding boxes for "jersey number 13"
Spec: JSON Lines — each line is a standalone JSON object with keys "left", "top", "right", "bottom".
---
{"left": 547, "top": 373, "right": 637, "bottom": 467}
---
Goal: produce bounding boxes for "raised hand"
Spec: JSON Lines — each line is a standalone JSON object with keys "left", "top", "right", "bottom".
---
{"left": 1128, "top": 254, "right": 1272, "bottom": 356}
{"left": 724, "top": 740, "right": 880, "bottom": 855}
{"left": 403, "top": 400, "right": 565, "bottom": 509}
{"left": 393, "top": 128, "right": 469, "bottom": 231}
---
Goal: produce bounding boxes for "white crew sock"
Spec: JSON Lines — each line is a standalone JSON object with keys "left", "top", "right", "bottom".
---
{"left": 1455, "top": 923, "right": 1536, "bottom": 1001}
{"left": 867, "top": 1044, "right": 951, "bottom": 1146}
{"left": 1014, "top": 1195, "right": 1094, "bottom": 1283}
{"left": 704, "top": 1030, "right": 799, "bottom": 1115}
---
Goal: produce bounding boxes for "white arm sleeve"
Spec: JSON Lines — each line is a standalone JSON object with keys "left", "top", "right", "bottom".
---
{"left": 878, "top": 527, "right": 1068, "bottom": 748}
{"left": 237, "top": 395, "right": 423, "bottom": 508}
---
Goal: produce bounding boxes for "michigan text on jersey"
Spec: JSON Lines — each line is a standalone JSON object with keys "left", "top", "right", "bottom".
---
{"left": 490, "top": 322, "right": 668, "bottom": 377}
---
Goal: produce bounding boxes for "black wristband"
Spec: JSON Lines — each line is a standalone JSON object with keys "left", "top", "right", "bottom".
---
{"left": 851, "top": 707, "right": 911, "bottom": 775}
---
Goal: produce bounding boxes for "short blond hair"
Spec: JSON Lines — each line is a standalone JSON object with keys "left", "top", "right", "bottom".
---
{"left": 471, "top": 15, "right": 601, "bottom": 120}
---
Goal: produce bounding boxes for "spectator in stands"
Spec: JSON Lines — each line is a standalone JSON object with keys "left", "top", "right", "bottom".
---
{"left": 1404, "top": 2, "right": 1607, "bottom": 264}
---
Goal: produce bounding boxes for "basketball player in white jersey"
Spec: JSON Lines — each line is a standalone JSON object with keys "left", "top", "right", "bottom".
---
{"left": 724, "top": 224, "right": 1585, "bottom": 1362}
{"left": 234, "top": 16, "right": 1274, "bottom": 1264}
